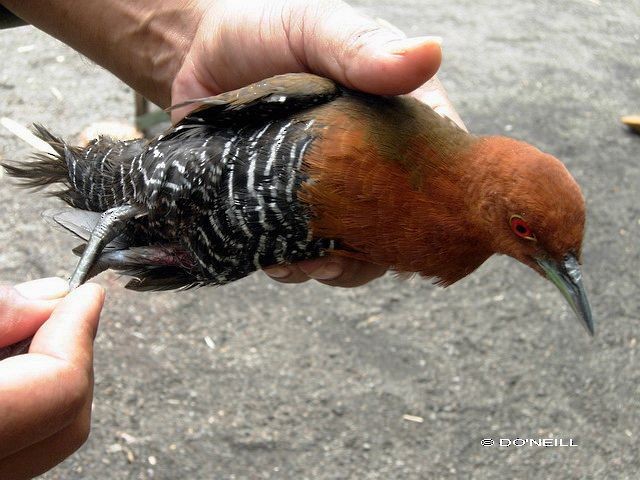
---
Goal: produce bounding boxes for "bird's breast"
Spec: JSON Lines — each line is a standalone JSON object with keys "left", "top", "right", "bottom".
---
{"left": 298, "top": 99, "right": 492, "bottom": 283}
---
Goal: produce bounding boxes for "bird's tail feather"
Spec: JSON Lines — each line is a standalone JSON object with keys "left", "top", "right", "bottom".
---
{"left": 2, "top": 125, "right": 142, "bottom": 211}
{"left": 5, "top": 127, "right": 205, "bottom": 291}
{"left": 2, "top": 125, "right": 90, "bottom": 208}
{"left": 1, "top": 125, "right": 70, "bottom": 188}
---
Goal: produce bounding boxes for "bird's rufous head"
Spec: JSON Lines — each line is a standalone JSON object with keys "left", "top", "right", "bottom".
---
{"left": 468, "top": 136, "right": 593, "bottom": 335}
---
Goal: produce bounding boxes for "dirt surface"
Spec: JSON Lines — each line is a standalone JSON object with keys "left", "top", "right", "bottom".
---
{"left": 1, "top": 1, "right": 638, "bottom": 478}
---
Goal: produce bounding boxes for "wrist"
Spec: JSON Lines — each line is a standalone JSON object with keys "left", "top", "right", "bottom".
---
{"left": 0, "top": 0, "right": 207, "bottom": 107}
{"left": 127, "top": 0, "right": 207, "bottom": 107}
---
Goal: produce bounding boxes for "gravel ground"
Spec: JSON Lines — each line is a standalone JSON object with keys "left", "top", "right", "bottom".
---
{"left": 0, "top": 1, "right": 638, "bottom": 478}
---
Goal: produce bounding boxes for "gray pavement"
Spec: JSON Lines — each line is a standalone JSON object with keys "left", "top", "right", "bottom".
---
{"left": 0, "top": 0, "right": 638, "bottom": 478}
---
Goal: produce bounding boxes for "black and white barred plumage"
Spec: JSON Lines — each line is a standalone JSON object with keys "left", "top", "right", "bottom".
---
{"left": 4, "top": 74, "right": 342, "bottom": 290}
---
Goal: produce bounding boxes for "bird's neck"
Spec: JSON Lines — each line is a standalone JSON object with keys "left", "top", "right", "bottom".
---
{"left": 396, "top": 128, "right": 495, "bottom": 285}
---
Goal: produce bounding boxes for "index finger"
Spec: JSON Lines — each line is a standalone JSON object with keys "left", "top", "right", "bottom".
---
{"left": 0, "top": 283, "right": 104, "bottom": 457}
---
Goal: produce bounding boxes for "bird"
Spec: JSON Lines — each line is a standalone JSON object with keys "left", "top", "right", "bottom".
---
{"left": 1, "top": 72, "right": 594, "bottom": 335}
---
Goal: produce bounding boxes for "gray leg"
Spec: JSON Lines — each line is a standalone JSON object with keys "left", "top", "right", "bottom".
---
{"left": 69, "top": 205, "right": 142, "bottom": 289}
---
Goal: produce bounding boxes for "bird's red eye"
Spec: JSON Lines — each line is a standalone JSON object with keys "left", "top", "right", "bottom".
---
{"left": 510, "top": 215, "right": 536, "bottom": 241}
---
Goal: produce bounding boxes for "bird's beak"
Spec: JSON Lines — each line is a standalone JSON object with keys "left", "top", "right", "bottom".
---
{"left": 536, "top": 254, "right": 594, "bottom": 336}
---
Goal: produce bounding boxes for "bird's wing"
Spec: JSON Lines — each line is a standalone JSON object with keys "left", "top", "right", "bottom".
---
{"left": 169, "top": 73, "right": 340, "bottom": 126}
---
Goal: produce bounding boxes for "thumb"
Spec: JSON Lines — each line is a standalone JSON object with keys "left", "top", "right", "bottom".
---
{"left": 30, "top": 283, "right": 104, "bottom": 367}
{"left": 300, "top": 2, "right": 442, "bottom": 95}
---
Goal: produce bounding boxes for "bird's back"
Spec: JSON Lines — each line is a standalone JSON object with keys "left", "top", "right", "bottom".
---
{"left": 126, "top": 116, "right": 334, "bottom": 284}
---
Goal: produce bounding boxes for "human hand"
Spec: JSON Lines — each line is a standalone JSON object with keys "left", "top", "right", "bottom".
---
{"left": 171, "top": 0, "right": 464, "bottom": 287}
{"left": 0, "top": 278, "right": 105, "bottom": 480}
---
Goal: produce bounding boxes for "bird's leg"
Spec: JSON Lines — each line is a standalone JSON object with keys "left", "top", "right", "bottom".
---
{"left": 69, "top": 204, "right": 142, "bottom": 289}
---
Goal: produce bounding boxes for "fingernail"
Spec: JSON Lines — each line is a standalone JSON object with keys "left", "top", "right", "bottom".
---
{"left": 264, "top": 266, "right": 291, "bottom": 279}
{"left": 307, "top": 262, "right": 343, "bottom": 281}
{"left": 14, "top": 277, "right": 69, "bottom": 300}
{"left": 388, "top": 36, "right": 443, "bottom": 55}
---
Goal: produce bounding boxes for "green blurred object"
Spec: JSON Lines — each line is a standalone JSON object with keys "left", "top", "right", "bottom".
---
{"left": 134, "top": 93, "right": 170, "bottom": 138}
{"left": 135, "top": 109, "right": 170, "bottom": 131}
